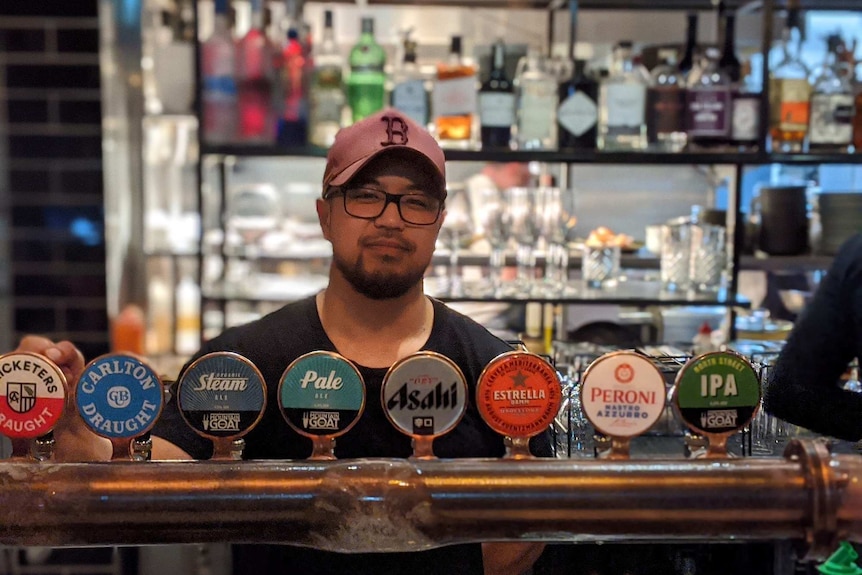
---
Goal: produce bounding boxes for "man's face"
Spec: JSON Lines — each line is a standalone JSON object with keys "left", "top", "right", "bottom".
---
{"left": 317, "top": 154, "right": 444, "bottom": 300}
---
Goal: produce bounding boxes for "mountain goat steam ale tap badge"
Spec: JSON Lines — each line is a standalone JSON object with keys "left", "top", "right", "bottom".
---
{"left": 0, "top": 352, "right": 66, "bottom": 459}
{"left": 176, "top": 352, "right": 267, "bottom": 460}
{"left": 579, "top": 351, "right": 667, "bottom": 459}
{"left": 278, "top": 351, "right": 365, "bottom": 459}
{"left": 672, "top": 350, "right": 760, "bottom": 458}
{"left": 380, "top": 351, "right": 468, "bottom": 459}
{"left": 476, "top": 351, "right": 561, "bottom": 458}
{"left": 76, "top": 353, "right": 164, "bottom": 460}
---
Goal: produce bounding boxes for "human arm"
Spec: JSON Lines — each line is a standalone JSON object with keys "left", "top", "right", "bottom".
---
{"left": 482, "top": 542, "right": 547, "bottom": 575}
{"left": 762, "top": 234, "right": 862, "bottom": 440}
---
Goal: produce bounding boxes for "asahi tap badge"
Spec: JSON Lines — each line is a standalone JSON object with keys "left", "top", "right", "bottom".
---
{"left": 672, "top": 350, "right": 761, "bottom": 458}
{"left": 0, "top": 352, "right": 66, "bottom": 460}
{"left": 580, "top": 351, "right": 667, "bottom": 459}
{"left": 76, "top": 353, "right": 164, "bottom": 461}
{"left": 477, "top": 351, "right": 561, "bottom": 459}
{"left": 177, "top": 352, "right": 267, "bottom": 460}
{"left": 381, "top": 351, "right": 468, "bottom": 459}
{"left": 278, "top": 351, "right": 365, "bottom": 459}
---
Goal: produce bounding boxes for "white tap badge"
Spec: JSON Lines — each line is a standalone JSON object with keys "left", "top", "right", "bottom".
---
{"left": 0, "top": 352, "right": 66, "bottom": 438}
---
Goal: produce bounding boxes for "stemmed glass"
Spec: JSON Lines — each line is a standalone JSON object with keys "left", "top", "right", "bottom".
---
{"left": 438, "top": 184, "right": 473, "bottom": 297}
{"left": 472, "top": 184, "right": 508, "bottom": 297}
{"left": 504, "top": 186, "right": 538, "bottom": 297}
{"left": 534, "top": 186, "right": 571, "bottom": 296}
{"left": 226, "top": 183, "right": 281, "bottom": 296}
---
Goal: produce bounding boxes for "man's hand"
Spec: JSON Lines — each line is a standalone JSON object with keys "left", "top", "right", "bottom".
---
{"left": 482, "top": 542, "right": 546, "bottom": 575}
{"left": 16, "top": 335, "right": 85, "bottom": 385}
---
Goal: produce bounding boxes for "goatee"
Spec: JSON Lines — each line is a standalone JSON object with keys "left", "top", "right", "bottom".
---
{"left": 334, "top": 254, "right": 425, "bottom": 300}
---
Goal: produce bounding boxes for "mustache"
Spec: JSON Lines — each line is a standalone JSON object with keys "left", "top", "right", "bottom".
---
{"left": 360, "top": 234, "right": 414, "bottom": 252}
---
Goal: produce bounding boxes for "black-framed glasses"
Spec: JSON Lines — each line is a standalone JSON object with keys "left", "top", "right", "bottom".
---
{"left": 328, "top": 187, "right": 442, "bottom": 226}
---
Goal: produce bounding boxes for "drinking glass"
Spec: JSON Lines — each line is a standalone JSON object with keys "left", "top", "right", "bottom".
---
{"left": 504, "top": 186, "right": 538, "bottom": 296}
{"left": 581, "top": 243, "right": 620, "bottom": 289}
{"left": 473, "top": 184, "right": 508, "bottom": 297}
{"left": 438, "top": 184, "right": 473, "bottom": 297}
{"left": 534, "top": 186, "right": 570, "bottom": 296}
{"left": 660, "top": 223, "right": 692, "bottom": 292}
{"left": 691, "top": 224, "right": 726, "bottom": 292}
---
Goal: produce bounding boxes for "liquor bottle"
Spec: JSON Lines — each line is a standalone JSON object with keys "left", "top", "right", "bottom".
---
{"left": 277, "top": 27, "right": 309, "bottom": 146}
{"left": 478, "top": 38, "right": 515, "bottom": 150}
{"left": 433, "top": 35, "right": 477, "bottom": 147}
{"left": 200, "top": 0, "right": 238, "bottom": 143}
{"left": 558, "top": 59, "right": 598, "bottom": 150}
{"left": 308, "top": 9, "right": 344, "bottom": 147}
{"left": 598, "top": 41, "right": 649, "bottom": 151}
{"left": 513, "top": 48, "right": 558, "bottom": 150}
{"left": 647, "top": 49, "right": 687, "bottom": 152}
{"left": 686, "top": 47, "right": 731, "bottom": 148}
{"left": 854, "top": 73, "right": 862, "bottom": 151}
{"left": 718, "top": 11, "right": 742, "bottom": 84}
{"left": 347, "top": 17, "right": 386, "bottom": 123}
{"left": 808, "top": 35, "right": 854, "bottom": 152}
{"left": 389, "top": 30, "right": 430, "bottom": 127}
{"left": 768, "top": 0, "right": 811, "bottom": 152}
{"left": 679, "top": 13, "right": 698, "bottom": 77}
{"left": 236, "top": 0, "right": 277, "bottom": 143}
{"left": 730, "top": 60, "right": 762, "bottom": 149}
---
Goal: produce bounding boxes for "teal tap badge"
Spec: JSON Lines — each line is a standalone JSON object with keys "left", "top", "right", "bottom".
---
{"left": 76, "top": 354, "right": 163, "bottom": 439}
{"left": 177, "top": 352, "right": 267, "bottom": 440}
{"left": 278, "top": 351, "right": 365, "bottom": 438}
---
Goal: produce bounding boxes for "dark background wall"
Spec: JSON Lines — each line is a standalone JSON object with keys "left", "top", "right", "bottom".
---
{"left": 1, "top": 0, "right": 109, "bottom": 359}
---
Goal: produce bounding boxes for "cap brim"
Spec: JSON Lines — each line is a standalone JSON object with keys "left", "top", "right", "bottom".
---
{"left": 326, "top": 147, "right": 446, "bottom": 200}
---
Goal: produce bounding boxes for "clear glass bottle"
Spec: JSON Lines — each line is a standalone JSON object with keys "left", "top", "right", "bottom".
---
{"left": 201, "top": 0, "right": 237, "bottom": 143}
{"left": 236, "top": 0, "right": 276, "bottom": 143}
{"left": 514, "top": 48, "right": 558, "bottom": 150}
{"left": 347, "top": 17, "right": 386, "bottom": 123}
{"left": 433, "top": 35, "right": 477, "bottom": 147}
{"left": 768, "top": 0, "right": 811, "bottom": 152}
{"left": 730, "top": 60, "right": 762, "bottom": 149}
{"left": 686, "top": 47, "right": 731, "bottom": 148}
{"left": 557, "top": 58, "right": 598, "bottom": 150}
{"left": 308, "top": 9, "right": 344, "bottom": 147}
{"left": 808, "top": 35, "right": 854, "bottom": 152}
{"left": 478, "top": 38, "right": 515, "bottom": 150}
{"left": 389, "top": 30, "right": 430, "bottom": 127}
{"left": 647, "top": 49, "right": 687, "bottom": 152}
{"left": 598, "top": 41, "right": 649, "bottom": 151}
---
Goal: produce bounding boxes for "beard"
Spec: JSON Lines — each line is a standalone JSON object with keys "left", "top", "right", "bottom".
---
{"left": 334, "top": 252, "right": 427, "bottom": 300}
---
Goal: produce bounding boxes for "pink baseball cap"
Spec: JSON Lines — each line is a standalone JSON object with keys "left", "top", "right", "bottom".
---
{"left": 322, "top": 108, "right": 447, "bottom": 200}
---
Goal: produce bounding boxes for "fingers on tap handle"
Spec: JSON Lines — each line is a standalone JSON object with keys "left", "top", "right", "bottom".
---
{"left": 16, "top": 335, "right": 86, "bottom": 388}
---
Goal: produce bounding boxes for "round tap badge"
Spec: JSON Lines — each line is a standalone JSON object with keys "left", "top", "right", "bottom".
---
{"left": 76, "top": 353, "right": 164, "bottom": 439}
{"left": 476, "top": 351, "right": 561, "bottom": 438}
{"left": 381, "top": 351, "right": 468, "bottom": 439}
{"left": 278, "top": 351, "right": 365, "bottom": 438}
{"left": 580, "top": 351, "right": 667, "bottom": 438}
{"left": 177, "top": 352, "right": 267, "bottom": 440}
{"left": 0, "top": 352, "right": 66, "bottom": 439}
{"left": 673, "top": 351, "right": 761, "bottom": 436}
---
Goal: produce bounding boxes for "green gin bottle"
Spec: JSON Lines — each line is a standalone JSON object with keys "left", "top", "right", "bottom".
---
{"left": 347, "top": 17, "right": 386, "bottom": 122}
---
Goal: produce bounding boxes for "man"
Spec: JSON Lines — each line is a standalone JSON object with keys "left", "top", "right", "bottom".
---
{"left": 17, "top": 109, "right": 548, "bottom": 574}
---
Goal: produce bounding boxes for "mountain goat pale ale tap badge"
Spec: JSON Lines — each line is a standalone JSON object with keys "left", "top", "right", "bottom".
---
{"left": 76, "top": 353, "right": 164, "bottom": 460}
{"left": 579, "top": 350, "right": 667, "bottom": 459}
{"left": 380, "top": 351, "right": 468, "bottom": 459}
{"left": 176, "top": 352, "right": 267, "bottom": 460}
{"left": 0, "top": 352, "right": 66, "bottom": 459}
{"left": 672, "top": 350, "right": 760, "bottom": 458}
{"left": 278, "top": 351, "right": 365, "bottom": 459}
{"left": 476, "top": 351, "right": 561, "bottom": 459}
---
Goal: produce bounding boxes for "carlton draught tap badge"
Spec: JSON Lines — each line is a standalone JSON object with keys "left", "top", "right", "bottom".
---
{"left": 76, "top": 354, "right": 164, "bottom": 439}
{"left": 279, "top": 351, "right": 365, "bottom": 438}
{"left": 0, "top": 352, "right": 66, "bottom": 438}
{"left": 381, "top": 351, "right": 468, "bottom": 440}
{"left": 673, "top": 351, "right": 760, "bottom": 436}
{"left": 580, "top": 351, "right": 666, "bottom": 438}
{"left": 177, "top": 352, "right": 267, "bottom": 440}
{"left": 477, "top": 351, "right": 561, "bottom": 439}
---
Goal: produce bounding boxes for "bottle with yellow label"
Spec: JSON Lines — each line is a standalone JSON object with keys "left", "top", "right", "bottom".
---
{"left": 768, "top": 0, "right": 811, "bottom": 152}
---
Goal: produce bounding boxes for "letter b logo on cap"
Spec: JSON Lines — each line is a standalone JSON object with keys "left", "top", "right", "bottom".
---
{"left": 381, "top": 115, "right": 409, "bottom": 146}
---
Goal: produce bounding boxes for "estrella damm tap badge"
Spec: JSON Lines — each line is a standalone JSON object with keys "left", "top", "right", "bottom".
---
{"left": 76, "top": 354, "right": 164, "bottom": 439}
{"left": 177, "top": 352, "right": 267, "bottom": 440}
{"left": 476, "top": 351, "right": 561, "bottom": 438}
{"left": 278, "top": 351, "right": 365, "bottom": 438}
{"left": 0, "top": 352, "right": 66, "bottom": 438}
{"left": 673, "top": 351, "right": 761, "bottom": 436}
{"left": 381, "top": 351, "right": 468, "bottom": 439}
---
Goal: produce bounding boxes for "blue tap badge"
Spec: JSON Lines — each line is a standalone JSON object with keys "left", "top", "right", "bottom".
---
{"left": 278, "top": 351, "right": 365, "bottom": 438}
{"left": 177, "top": 352, "right": 267, "bottom": 440}
{"left": 76, "top": 354, "right": 164, "bottom": 439}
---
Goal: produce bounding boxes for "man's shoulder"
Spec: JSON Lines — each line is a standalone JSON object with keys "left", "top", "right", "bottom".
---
{"left": 431, "top": 299, "right": 512, "bottom": 356}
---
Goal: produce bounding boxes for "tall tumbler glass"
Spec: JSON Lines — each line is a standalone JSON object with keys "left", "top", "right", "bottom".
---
{"left": 473, "top": 184, "right": 508, "bottom": 297}
{"left": 660, "top": 223, "right": 692, "bottom": 292}
{"left": 691, "top": 224, "right": 726, "bottom": 293}
{"left": 504, "top": 186, "right": 538, "bottom": 296}
{"left": 534, "top": 186, "right": 568, "bottom": 296}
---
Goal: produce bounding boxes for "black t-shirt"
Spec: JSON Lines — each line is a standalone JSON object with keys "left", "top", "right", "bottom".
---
{"left": 153, "top": 295, "right": 552, "bottom": 574}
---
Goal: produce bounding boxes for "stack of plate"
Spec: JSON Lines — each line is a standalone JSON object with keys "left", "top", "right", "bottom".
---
{"left": 818, "top": 192, "right": 862, "bottom": 255}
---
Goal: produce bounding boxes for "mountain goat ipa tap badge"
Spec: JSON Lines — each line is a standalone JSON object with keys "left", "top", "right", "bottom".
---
{"left": 176, "top": 352, "right": 267, "bottom": 459}
{"left": 477, "top": 351, "right": 561, "bottom": 458}
{"left": 76, "top": 353, "right": 164, "bottom": 460}
{"left": 278, "top": 351, "right": 365, "bottom": 459}
{"left": 0, "top": 352, "right": 66, "bottom": 458}
{"left": 380, "top": 351, "right": 468, "bottom": 458}
{"left": 672, "top": 350, "right": 760, "bottom": 457}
